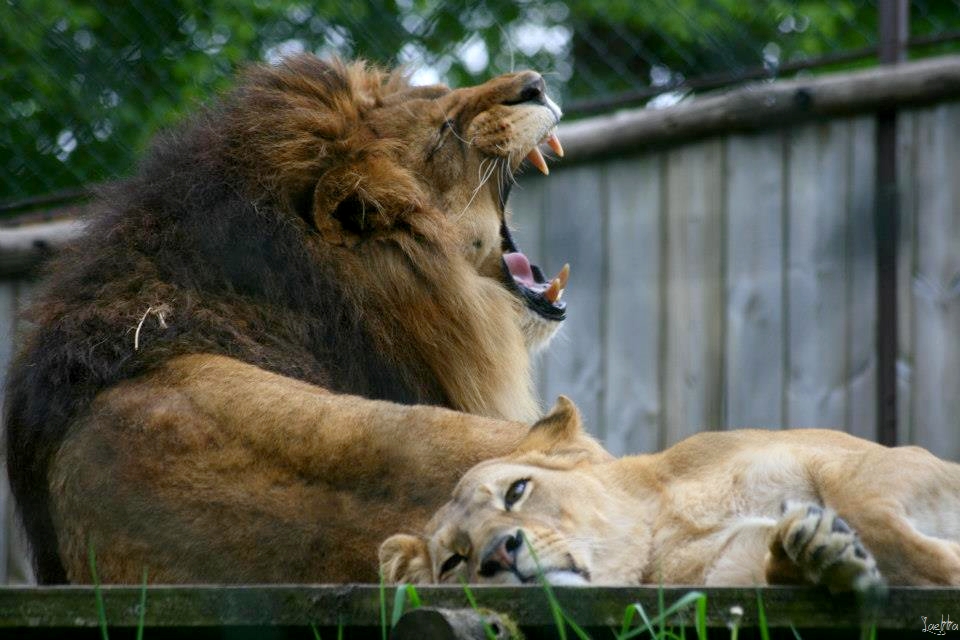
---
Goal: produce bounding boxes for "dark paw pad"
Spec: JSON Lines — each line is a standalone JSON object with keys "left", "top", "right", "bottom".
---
{"left": 831, "top": 516, "right": 852, "bottom": 534}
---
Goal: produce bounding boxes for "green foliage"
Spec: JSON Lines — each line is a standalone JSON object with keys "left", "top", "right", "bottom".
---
{"left": 2, "top": 0, "right": 957, "bottom": 204}
{"left": 87, "top": 541, "right": 109, "bottom": 640}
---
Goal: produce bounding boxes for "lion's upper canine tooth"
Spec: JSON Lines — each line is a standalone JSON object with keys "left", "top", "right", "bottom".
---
{"left": 546, "top": 132, "right": 564, "bottom": 158}
{"left": 526, "top": 147, "right": 549, "bottom": 175}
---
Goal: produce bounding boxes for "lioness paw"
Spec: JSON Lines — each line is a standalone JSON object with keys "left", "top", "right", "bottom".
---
{"left": 770, "top": 501, "right": 884, "bottom": 594}
{"left": 380, "top": 534, "right": 432, "bottom": 584}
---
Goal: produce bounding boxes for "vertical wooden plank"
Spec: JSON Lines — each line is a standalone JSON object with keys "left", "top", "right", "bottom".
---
{"left": 785, "top": 121, "right": 850, "bottom": 428}
{"left": 845, "top": 116, "right": 878, "bottom": 440}
{"left": 603, "top": 156, "right": 662, "bottom": 455}
{"left": 896, "top": 111, "right": 917, "bottom": 445}
{"left": 724, "top": 132, "right": 785, "bottom": 429}
{"left": 912, "top": 103, "right": 960, "bottom": 458}
{"left": 4, "top": 280, "right": 38, "bottom": 584}
{"left": 0, "top": 283, "right": 16, "bottom": 398}
{"left": 507, "top": 176, "right": 548, "bottom": 402}
{"left": 538, "top": 165, "right": 605, "bottom": 436}
{"left": 0, "top": 282, "right": 17, "bottom": 584}
{"left": 662, "top": 140, "right": 724, "bottom": 445}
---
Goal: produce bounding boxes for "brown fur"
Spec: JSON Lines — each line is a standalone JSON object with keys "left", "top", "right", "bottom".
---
{"left": 383, "top": 398, "right": 960, "bottom": 590}
{"left": 5, "top": 56, "right": 565, "bottom": 583}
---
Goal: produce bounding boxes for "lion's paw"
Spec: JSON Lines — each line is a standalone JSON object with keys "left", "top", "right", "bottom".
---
{"left": 776, "top": 501, "right": 885, "bottom": 594}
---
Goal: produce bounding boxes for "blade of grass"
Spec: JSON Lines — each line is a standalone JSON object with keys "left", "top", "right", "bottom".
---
{"left": 404, "top": 584, "right": 422, "bottom": 609}
{"left": 379, "top": 570, "right": 387, "bottom": 640}
{"left": 390, "top": 585, "right": 408, "bottom": 628}
{"left": 459, "top": 579, "right": 500, "bottom": 640}
{"left": 509, "top": 533, "right": 567, "bottom": 640}
{"left": 620, "top": 592, "right": 706, "bottom": 640}
{"left": 619, "top": 602, "right": 655, "bottom": 639}
{"left": 756, "top": 590, "right": 770, "bottom": 640}
{"left": 519, "top": 531, "right": 593, "bottom": 640}
{"left": 560, "top": 610, "right": 591, "bottom": 640}
{"left": 694, "top": 592, "right": 707, "bottom": 640}
{"left": 87, "top": 540, "right": 109, "bottom": 640}
{"left": 658, "top": 586, "right": 665, "bottom": 640}
{"left": 618, "top": 603, "right": 642, "bottom": 637}
{"left": 311, "top": 624, "right": 322, "bottom": 640}
{"left": 135, "top": 567, "right": 148, "bottom": 640}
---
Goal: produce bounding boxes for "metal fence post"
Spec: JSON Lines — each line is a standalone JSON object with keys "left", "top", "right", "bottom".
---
{"left": 875, "top": 0, "right": 909, "bottom": 446}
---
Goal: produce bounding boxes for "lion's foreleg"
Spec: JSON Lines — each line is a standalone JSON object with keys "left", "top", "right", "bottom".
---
{"left": 50, "top": 354, "right": 527, "bottom": 584}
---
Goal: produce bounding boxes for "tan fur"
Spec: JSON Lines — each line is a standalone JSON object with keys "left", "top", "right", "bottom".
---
{"left": 40, "top": 60, "right": 567, "bottom": 583}
{"left": 382, "top": 399, "right": 960, "bottom": 590}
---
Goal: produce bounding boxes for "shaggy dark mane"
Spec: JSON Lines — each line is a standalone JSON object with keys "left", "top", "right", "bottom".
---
{"left": 5, "top": 57, "right": 448, "bottom": 583}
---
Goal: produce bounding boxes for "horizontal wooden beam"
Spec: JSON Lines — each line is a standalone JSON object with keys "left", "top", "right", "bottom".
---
{"left": 0, "top": 585, "right": 954, "bottom": 635}
{"left": 0, "top": 219, "right": 85, "bottom": 278}
{"left": 558, "top": 55, "right": 960, "bottom": 160}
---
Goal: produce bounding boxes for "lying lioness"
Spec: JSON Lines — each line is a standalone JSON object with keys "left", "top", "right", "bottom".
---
{"left": 381, "top": 398, "right": 960, "bottom": 591}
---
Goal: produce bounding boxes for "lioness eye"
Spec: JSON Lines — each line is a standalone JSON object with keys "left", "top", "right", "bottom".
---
{"left": 504, "top": 478, "right": 529, "bottom": 510}
{"left": 440, "top": 553, "right": 465, "bottom": 576}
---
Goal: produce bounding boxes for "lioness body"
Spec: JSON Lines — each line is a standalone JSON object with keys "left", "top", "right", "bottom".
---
{"left": 382, "top": 400, "right": 960, "bottom": 588}
{"left": 6, "top": 57, "right": 569, "bottom": 583}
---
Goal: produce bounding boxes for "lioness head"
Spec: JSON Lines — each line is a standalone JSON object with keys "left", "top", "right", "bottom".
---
{"left": 380, "top": 397, "right": 620, "bottom": 586}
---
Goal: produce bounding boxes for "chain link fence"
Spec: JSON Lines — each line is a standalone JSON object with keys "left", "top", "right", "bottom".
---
{"left": 2, "top": 0, "right": 958, "bottom": 209}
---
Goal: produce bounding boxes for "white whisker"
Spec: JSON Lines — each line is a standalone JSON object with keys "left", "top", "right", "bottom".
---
{"left": 457, "top": 155, "right": 498, "bottom": 220}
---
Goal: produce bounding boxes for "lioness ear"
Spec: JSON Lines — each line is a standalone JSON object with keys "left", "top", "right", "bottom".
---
{"left": 527, "top": 395, "right": 582, "bottom": 442}
{"left": 517, "top": 396, "right": 614, "bottom": 463}
{"left": 379, "top": 534, "right": 433, "bottom": 584}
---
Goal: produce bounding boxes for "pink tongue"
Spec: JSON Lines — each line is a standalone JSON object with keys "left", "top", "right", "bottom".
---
{"left": 503, "top": 252, "right": 536, "bottom": 287}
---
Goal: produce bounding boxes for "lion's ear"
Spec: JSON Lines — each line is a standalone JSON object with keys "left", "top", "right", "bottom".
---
{"left": 311, "top": 157, "right": 428, "bottom": 246}
{"left": 379, "top": 534, "right": 433, "bottom": 584}
{"left": 517, "top": 396, "right": 613, "bottom": 463}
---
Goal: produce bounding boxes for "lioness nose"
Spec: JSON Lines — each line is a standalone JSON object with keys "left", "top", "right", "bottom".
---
{"left": 478, "top": 531, "right": 523, "bottom": 577}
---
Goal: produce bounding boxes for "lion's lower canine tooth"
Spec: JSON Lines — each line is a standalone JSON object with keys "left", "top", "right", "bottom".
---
{"left": 545, "top": 277, "right": 562, "bottom": 302}
{"left": 557, "top": 263, "right": 570, "bottom": 288}
{"left": 527, "top": 147, "right": 549, "bottom": 175}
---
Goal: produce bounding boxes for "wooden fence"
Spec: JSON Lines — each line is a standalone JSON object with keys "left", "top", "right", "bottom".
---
{"left": 509, "top": 61, "right": 960, "bottom": 459}
{"left": 0, "top": 56, "right": 958, "bottom": 584}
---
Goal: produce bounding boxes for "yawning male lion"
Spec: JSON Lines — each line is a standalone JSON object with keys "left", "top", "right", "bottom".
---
{"left": 381, "top": 398, "right": 960, "bottom": 591}
{"left": 5, "top": 56, "right": 571, "bottom": 584}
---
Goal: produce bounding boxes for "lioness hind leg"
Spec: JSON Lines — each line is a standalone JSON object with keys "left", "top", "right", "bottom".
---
{"left": 765, "top": 501, "right": 884, "bottom": 593}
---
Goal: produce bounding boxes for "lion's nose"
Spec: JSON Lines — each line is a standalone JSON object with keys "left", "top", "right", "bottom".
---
{"left": 478, "top": 531, "right": 523, "bottom": 577}
{"left": 504, "top": 73, "right": 546, "bottom": 106}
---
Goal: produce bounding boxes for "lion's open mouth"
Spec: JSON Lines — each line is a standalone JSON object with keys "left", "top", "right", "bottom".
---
{"left": 500, "top": 221, "right": 567, "bottom": 322}
{"left": 496, "top": 95, "right": 566, "bottom": 322}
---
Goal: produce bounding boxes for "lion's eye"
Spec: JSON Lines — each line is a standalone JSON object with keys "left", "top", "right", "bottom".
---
{"left": 504, "top": 478, "right": 529, "bottom": 510}
{"left": 439, "top": 553, "right": 465, "bottom": 576}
